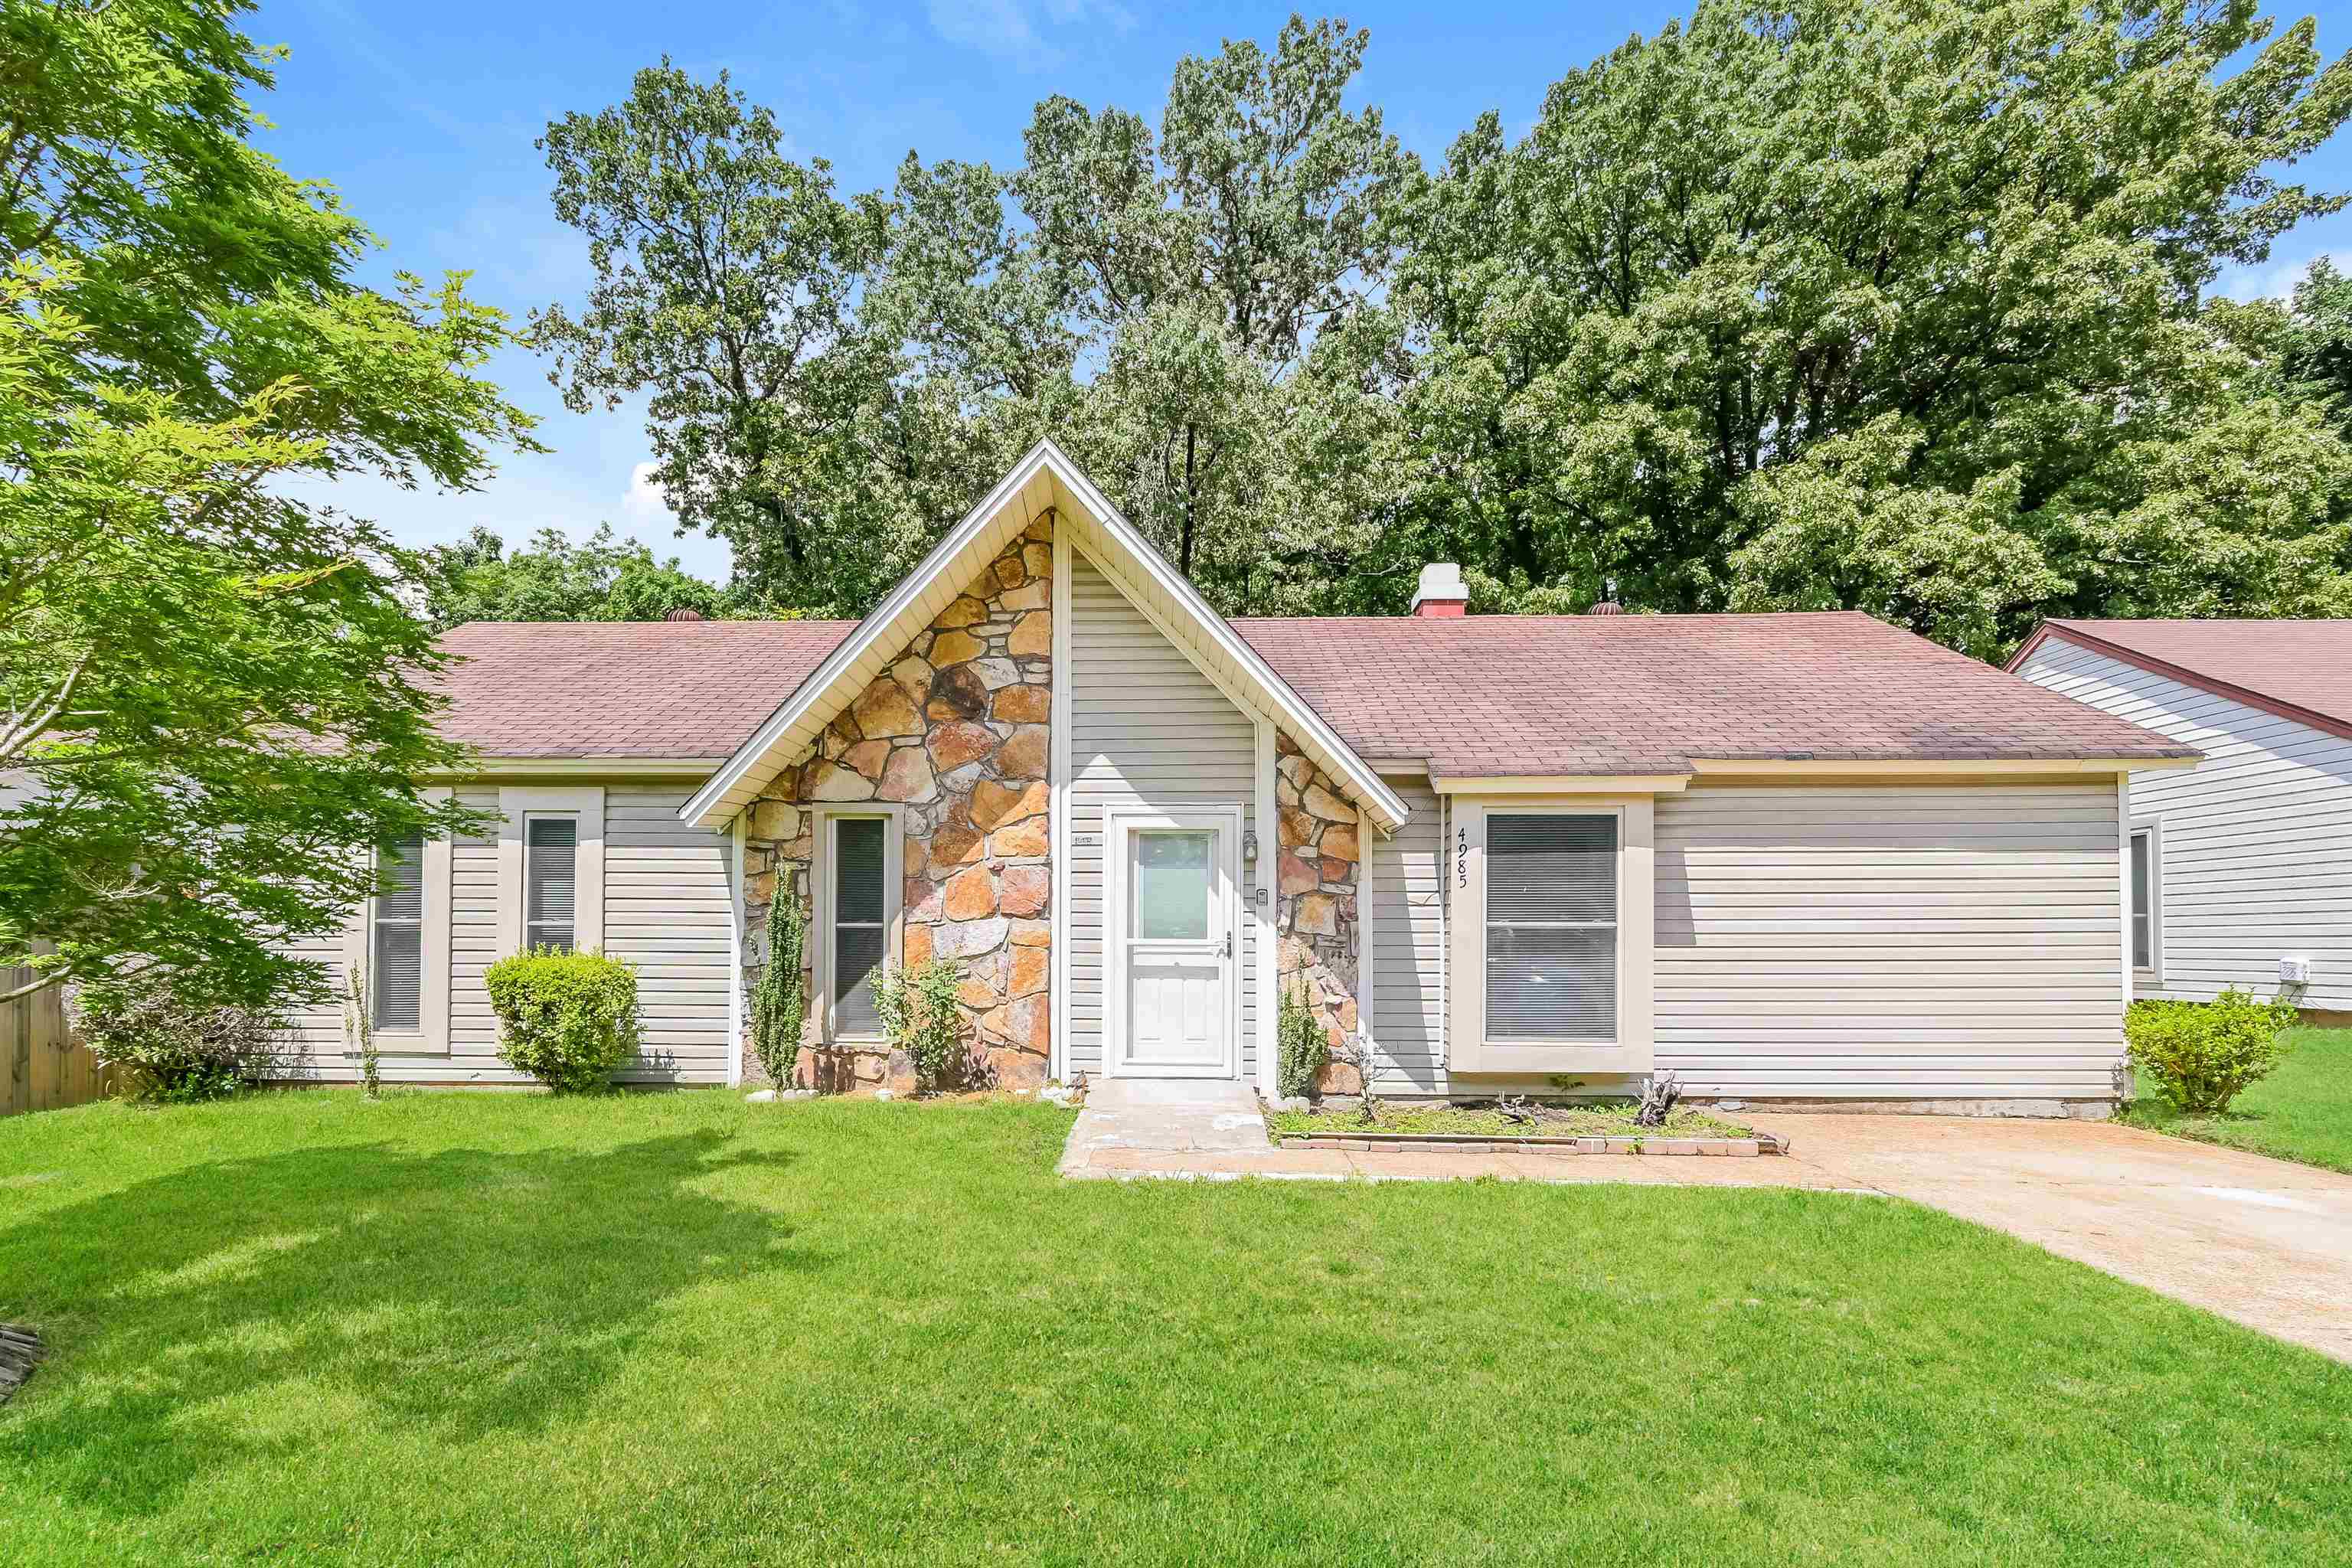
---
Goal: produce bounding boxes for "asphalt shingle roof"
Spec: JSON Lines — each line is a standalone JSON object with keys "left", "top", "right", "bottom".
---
{"left": 1231, "top": 611, "right": 2194, "bottom": 777}
{"left": 2032, "top": 619, "right": 2352, "bottom": 739}
{"left": 433, "top": 620, "right": 858, "bottom": 758}
{"left": 430, "top": 610, "right": 2195, "bottom": 773}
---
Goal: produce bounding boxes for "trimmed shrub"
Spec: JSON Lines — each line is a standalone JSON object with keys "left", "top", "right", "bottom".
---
{"left": 485, "top": 947, "right": 640, "bottom": 1093}
{"left": 2125, "top": 988, "right": 2299, "bottom": 1116}
{"left": 1276, "top": 981, "right": 1327, "bottom": 1100}
{"left": 76, "top": 973, "right": 285, "bottom": 1102}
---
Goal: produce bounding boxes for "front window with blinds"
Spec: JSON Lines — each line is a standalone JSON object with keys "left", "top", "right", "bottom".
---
{"left": 831, "top": 817, "right": 889, "bottom": 1035}
{"left": 1485, "top": 813, "right": 1619, "bottom": 1041}
{"left": 371, "top": 832, "right": 424, "bottom": 1031}
{"left": 526, "top": 815, "right": 578, "bottom": 952}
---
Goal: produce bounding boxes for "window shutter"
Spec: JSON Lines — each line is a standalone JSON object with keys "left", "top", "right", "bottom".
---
{"left": 527, "top": 816, "right": 578, "bottom": 952}
{"left": 1485, "top": 814, "right": 1618, "bottom": 1041}
{"left": 372, "top": 833, "right": 425, "bottom": 1031}
{"left": 832, "top": 818, "right": 888, "bottom": 1035}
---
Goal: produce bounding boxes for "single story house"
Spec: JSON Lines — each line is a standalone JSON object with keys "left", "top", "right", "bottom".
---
{"left": 2011, "top": 619, "right": 2352, "bottom": 1024}
{"left": 283, "top": 442, "right": 2200, "bottom": 1113}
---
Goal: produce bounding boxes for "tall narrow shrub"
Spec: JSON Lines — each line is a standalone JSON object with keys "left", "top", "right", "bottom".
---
{"left": 1276, "top": 981, "right": 1327, "bottom": 1100}
{"left": 750, "top": 889, "right": 806, "bottom": 1089}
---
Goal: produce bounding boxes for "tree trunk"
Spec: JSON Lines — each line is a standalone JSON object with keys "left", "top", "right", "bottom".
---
{"left": 1179, "top": 424, "right": 1198, "bottom": 578}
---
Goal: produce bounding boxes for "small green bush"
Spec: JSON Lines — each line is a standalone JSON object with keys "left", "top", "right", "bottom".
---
{"left": 76, "top": 973, "right": 285, "bottom": 1102}
{"left": 1276, "top": 981, "right": 1327, "bottom": 1100}
{"left": 874, "top": 959, "right": 966, "bottom": 1092}
{"left": 485, "top": 947, "right": 641, "bottom": 1093}
{"left": 2125, "top": 988, "right": 2299, "bottom": 1116}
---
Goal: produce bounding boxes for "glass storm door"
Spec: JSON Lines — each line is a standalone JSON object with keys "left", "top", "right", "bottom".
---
{"left": 1117, "top": 819, "right": 1233, "bottom": 1076}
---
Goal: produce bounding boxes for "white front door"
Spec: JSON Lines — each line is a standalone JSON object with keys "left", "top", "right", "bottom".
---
{"left": 1112, "top": 812, "right": 1237, "bottom": 1078}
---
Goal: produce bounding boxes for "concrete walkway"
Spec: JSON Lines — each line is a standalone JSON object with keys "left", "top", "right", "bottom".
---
{"left": 1059, "top": 1089, "right": 2352, "bottom": 1363}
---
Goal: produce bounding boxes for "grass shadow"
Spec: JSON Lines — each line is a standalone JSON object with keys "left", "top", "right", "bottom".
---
{"left": 0, "top": 1127, "right": 822, "bottom": 1517}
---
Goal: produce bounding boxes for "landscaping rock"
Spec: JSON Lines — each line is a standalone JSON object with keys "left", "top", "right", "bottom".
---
{"left": 0, "top": 1325, "right": 44, "bottom": 1406}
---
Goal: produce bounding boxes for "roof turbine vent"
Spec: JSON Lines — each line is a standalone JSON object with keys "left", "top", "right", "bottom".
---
{"left": 665, "top": 607, "right": 707, "bottom": 622}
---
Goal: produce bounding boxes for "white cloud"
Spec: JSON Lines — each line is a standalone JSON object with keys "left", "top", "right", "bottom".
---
{"left": 2217, "top": 250, "right": 2352, "bottom": 303}
{"left": 621, "top": 461, "right": 672, "bottom": 525}
{"left": 924, "top": 0, "right": 1133, "bottom": 69}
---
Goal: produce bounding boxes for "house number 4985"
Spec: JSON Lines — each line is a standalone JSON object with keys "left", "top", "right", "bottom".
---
{"left": 1455, "top": 825, "right": 1468, "bottom": 889}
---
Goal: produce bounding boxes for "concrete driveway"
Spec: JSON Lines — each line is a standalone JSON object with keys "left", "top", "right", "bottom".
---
{"left": 1746, "top": 1112, "right": 2352, "bottom": 1364}
{"left": 1061, "top": 1084, "right": 2352, "bottom": 1363}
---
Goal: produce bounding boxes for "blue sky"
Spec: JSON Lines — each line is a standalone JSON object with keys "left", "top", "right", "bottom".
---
{"left": 254, "top": 1, "right": 2352, "bottom": 581}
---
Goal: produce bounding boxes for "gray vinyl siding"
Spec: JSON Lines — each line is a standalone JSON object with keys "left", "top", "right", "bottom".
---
{"left": 603, "top": 786, "right": 733, "bottom": 1082}
{"left": 1364, "top": 777, "right": 1446, "bottom": 1093}
{"left": 1654, "top": 782, "right": 2125, "bottom": 1100}
{"left": 280, "top": 926, "right": 347, "bottom": 1064}
{"left": 2017, "top": 638, "right": 2352, "bottom": 1011}
{"left": 274, "top": 782, "right": 733, "bottom": 1084}
{"left": 449, "top": 788, "right": 501, "bottom": 1060}
{"left": 1066, "top": 553, "right": 1262, "bottom": 1076}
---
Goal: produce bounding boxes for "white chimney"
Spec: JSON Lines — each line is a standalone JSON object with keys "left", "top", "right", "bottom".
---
{"left": 1412, "top": 563, "right": 1468, "bottom": 618}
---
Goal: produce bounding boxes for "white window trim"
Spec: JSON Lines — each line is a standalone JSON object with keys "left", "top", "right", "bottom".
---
{"left": 497, "top": 786, "right": 604, "bottom": 955}
{"left": 345, "top": 785, "right": 452, "bottom": 1057}
{"left": 1102, "top": 805, "right": 1244, "bottom": 1080}
{"left": 812, "top": 805, "right": 904, "bottom": 1044}
{"left": 1445, "top": 795, "right": 1655, "bottom": 1076}
{"left": 2128, "top": 817, "right": 2164, "bottom": 985}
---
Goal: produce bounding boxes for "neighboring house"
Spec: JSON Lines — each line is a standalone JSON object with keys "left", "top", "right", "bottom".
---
{"left": 2011, "top": 619, "right": 2352, "bottom": 1024}
{"left": 283, "top": 443, "right": 2198, "bottom": 1113}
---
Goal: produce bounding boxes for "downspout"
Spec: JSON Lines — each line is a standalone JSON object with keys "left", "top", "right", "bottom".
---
{"left": 1437, "top": 791, "right": 1449, "bottom": 1070}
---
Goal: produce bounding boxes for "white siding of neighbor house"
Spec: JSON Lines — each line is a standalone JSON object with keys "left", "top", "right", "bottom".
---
{"left": 2016, "top": 638, "right": 2352, "bottom": 1013}
{"left": 1653, "top": 781, "right": 2125, "bottom": 1100}
{"left": 1364, "top": 777, "right": 1446, "bottom": 1094}
{"left": 276, "top": 782, "right": 733, "bottom": 1084}
{"left": 1065, "top": 552, "right": 1262, "bottom": 1078}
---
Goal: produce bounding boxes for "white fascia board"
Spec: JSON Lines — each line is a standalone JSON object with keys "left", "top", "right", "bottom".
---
{"left": 1040, "top": 440, "right": 1411, "bottom": 832}
{"left": 678, "top": 443, "right": 1056, "bottom": 829}
{"left": 429, "top": 757, "right": 720, "bottom": 780}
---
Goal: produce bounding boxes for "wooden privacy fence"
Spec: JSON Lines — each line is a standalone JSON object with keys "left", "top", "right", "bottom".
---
{"left": 2, "top": 962, "right": 116, "bottom": 1117}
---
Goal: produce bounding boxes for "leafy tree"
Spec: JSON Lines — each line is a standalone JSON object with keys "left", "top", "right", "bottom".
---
{"left": 532, "top": 62, "right": 936, "bottom": 615}
{"left": 0, "top": 0, "right": 534, "bottom": 1006}
{"left": 1393, "top": 0, "right": 2352, "bottom": 641}
{"left": 544, "top": 5, "right": 2352, "bottom": 648}
{"left": 426, "top": 524, "right": 743, "bottom": 627}
{"left": 1015, "top": 15, "right": 1416, "bottom": 585}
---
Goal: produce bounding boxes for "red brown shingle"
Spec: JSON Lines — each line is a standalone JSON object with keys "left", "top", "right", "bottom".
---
{"left": 1232, "top": 611, "right": 2196, "bottom": 777}
{"left": 432, "top": 620, "right": 857, "bottom": 758}
{"left": 430, "top": 610, "right": 2195, "bottom": 775}
{"left": 2018, "top": 619, "right": 2352, "bottom": 741}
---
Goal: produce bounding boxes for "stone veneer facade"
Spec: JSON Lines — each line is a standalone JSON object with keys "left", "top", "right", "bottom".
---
{"left": 737, "top": 530, "right": 1390, "bottom": 1098}
{"left": 1273, "top": 730, "right": 1366, "bottom": 1092}
{"left": 740, "top": 518, "right": 1055, "bottom": 1093}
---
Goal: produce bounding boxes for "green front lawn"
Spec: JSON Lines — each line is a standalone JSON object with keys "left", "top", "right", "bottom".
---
{"left": 2122, "top": 1025, "right": 2352, "bottom": 1174}
{"left": 2, "top": 1092, "right": 2347, "bottom": 1565}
